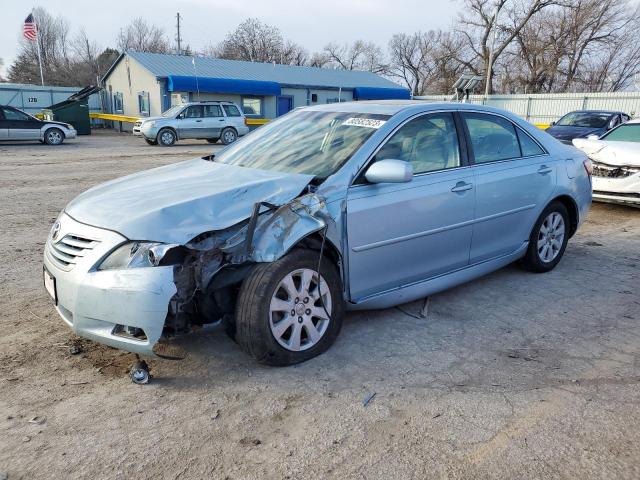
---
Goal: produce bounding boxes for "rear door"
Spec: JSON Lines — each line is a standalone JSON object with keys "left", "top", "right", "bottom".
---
{"left": 5, "top": 107, "right": 42, "bottom": 140}
{"left": 202, "top": 104, "right": 225, "bottom": 138}
{"left": 461, "top": 112, "right": 557, "bottom": 263}
{"left": 346, "top": 112, "right": 475, "bottom": 300}
{"left": 176, "top": 105, "right": 203, "bottom": 139}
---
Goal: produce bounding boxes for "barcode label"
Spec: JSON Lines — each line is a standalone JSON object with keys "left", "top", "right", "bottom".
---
{"left": 343, "top": 118, "right": 387, "bottom": 129}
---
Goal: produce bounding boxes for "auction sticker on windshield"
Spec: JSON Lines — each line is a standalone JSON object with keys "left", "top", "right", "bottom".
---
{"left": 343, "top": 118, "right": 387, "bottom": 129}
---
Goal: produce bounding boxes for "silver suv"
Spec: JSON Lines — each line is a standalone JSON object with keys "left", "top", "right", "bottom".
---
{"left": 133, "top": 101, "right": 250, "bottom": 146}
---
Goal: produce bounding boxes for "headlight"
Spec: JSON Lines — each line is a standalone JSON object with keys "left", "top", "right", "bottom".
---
{"left": 97, "top": 241, "right": 176, "bottom": 270}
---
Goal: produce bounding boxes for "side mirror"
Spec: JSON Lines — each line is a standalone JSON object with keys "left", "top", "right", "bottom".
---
{"left": 551, "top": 121, "right": 556, "bottom": 126}
{"left": 177, "top": 113, "right": 184, "bottom": 119}
{"left": 587, "top": 134, "right": 600, "bottom": 140}
{"left": 364, "top": 159, "right": 413, "bottom": 184}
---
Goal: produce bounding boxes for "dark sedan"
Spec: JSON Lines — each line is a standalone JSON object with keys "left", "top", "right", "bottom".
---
{"left": 546, "top": 110, "right": 630, "bottom": 144}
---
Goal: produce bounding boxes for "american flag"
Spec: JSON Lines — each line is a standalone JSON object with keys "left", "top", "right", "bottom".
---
{"left": 23, "top": 14, "right": 37, "bottom": 41}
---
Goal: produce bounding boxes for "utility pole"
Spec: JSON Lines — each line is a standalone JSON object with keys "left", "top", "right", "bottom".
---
{"left": 175, "top": 12, "right": 182, "bottom": 55}
{"left": 484, "top": 5, "right": 502, "bottom": 97}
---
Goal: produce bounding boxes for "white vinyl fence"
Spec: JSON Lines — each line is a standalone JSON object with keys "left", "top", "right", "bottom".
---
{"left": 415, "top": 92, "right": 640, "bottom": 125}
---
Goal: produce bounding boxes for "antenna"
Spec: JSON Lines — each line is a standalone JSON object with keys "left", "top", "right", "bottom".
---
{"left": 176, "top": 13, "right": 182, "bottom": 55}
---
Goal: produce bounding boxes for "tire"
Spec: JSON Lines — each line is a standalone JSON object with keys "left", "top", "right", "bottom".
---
{"left": 144, "top": 138, "right": 158, "bottom": 145}
{"left": 235, "top": 249, "right": 344, "bottom": 366}
{"left": 206, "top": 138, "right": 219, "bottom": 144}
{"left": 157, "top": 128, "right": 176, "bottom": 146}
{"left": 220, "top": 128, "right": 237, "bottom": 145}
{"left": 521, "top": 201, "right": 570, "bottom": 272}
{"left": 43, "top": 128, "right": 65, "bottom": 145}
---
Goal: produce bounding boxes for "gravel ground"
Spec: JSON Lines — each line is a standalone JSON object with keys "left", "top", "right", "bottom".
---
{"left": 0, "top": 131, "right": 639, "bottom": 480}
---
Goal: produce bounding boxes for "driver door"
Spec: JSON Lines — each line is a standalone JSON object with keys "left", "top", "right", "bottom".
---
{"left": 177, "top": 105, "right": 203, "bottom": 139}
{"left": 5, "top": 107, "right": 42, "bottom": 140}
{"left": 346, "top": 112, "right": 475, "bottom": 301}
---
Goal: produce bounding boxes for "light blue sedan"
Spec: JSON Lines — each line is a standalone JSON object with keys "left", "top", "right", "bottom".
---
{"left": 44, "top": 101, "right": 592, "bottom": 367}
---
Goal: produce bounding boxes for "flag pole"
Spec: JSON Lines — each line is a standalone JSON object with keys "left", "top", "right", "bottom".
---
{"left": 32, "top": 9, "right": 45, "bottom": 86}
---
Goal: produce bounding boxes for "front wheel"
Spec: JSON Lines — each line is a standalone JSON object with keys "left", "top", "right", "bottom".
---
{"left": 206, "top": 138, "right": 219, "bottom": 144}
{"left": 144, "top": 138, "right": 158, "bottom": 145}
{"left": 220, "top": 128, "right": 237, "bottom": 145}
{"left": 521, "top": 201, "right": 570, "bottom": 272}
{"left": 235, "top": 249, "right": 344, "bottom": 366}
{"left": 157, "top": 128, "right": 176, "bottom": 146}
{"left": 44, "top": 128, "right": 65, "bottom": 145}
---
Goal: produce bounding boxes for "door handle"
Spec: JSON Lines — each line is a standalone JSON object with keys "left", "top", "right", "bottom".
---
{"left": 195, "top": 119, "right": 202, "bottom": 123}
{"left": 451, "top": 181, "right": 473, "bottom": 193}
{"left": 538, "top": 165, "right": 552, "bottom": 174}
{"left": 218, "top": 119, "right": 225, "bottom": 122}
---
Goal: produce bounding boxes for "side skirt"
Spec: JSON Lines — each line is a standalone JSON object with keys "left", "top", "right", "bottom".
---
{"left": 347, "top": 242, "right": 529, "bottom": 311}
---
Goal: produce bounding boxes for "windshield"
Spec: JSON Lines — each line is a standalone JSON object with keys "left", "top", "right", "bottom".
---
{"left": 556, "top": 112, "right": 611, "bottom": 128}
{"left": 601, "top": 123, "right": 640, "bottom": 143}
{"left": 215, "top": 110, "right": 391, "bottom": 178}
{"left": 161, "top": 105, "right": 185, "bottom": 118}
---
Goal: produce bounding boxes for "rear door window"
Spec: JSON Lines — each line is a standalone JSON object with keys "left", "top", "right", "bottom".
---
{"left": 516, "top": 128, "right": 545, "bottom": 156}
{"left": 203, "top": 105, "right": 222, "bottom": 117}
{"left": 463, "top": 113, "right": 521, "bottom": 163}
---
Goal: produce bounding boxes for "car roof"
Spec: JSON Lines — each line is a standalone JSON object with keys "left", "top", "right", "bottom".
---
{"left": 625, "top": 118, "right": 640, "bottom": 124}
{"left": 300, "top": 100, "right": 530, "bottom": 118}
{"left": 565, "top": 110, "right": 626, "bottom": 115}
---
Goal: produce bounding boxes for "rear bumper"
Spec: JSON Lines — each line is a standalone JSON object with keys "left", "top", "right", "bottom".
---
{"left": 43, "top": 213, "right": 176, "bottom": 356}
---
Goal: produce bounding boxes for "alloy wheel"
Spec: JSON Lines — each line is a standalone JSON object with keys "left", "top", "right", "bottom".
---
{"left": 537, "top": 212, "right": 565, "bottom": 263}
{"left": 269, "top": 268, "right": 332, "bottom": 352}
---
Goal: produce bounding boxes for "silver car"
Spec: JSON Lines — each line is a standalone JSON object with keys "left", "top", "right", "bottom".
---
{"left": 133, "top": 101, "right": 250, "bottom": 146}
{"left": 44, "top": 101, "right": 592, "bottom": 366}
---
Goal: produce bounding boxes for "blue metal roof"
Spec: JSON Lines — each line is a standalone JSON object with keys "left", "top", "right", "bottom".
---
{"left": 116, "top": 51, "right": 406, "bottom": 91}
{"left": 353, "top": 87, "right": 411, "bottom": 100}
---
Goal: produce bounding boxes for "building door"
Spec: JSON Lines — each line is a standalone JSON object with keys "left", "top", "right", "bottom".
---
{"left": 277, "top": 96, "right": 293, "bottom": 116}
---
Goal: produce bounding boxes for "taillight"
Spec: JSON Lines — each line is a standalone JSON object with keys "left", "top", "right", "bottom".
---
{"left": 583, "top": 159, "right": 593, "bottom": 177}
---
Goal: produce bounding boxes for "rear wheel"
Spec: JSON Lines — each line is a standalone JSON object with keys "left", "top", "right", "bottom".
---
{"left": 157, "top": 128, "right": 176, "bottom": 146}
{"left": 235, "top": 249, "right": 344, "bottom": 366}
{"left": 521, "top": 201, "right": 569, "bottom": 272}
{"left": 44, "top": 128, "right": 65, "bottom": 145}
{"left": 221, "top": 128, "right": 237, "bottom": 145}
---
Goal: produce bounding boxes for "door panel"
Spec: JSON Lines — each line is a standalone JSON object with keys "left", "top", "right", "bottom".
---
{"left": 347, "top": 170, "right": 475, "bottom": 299}
{"left": 0, "top": 110, "right": 8, "bottom": 140}
{"left": 461, "top": 112, "right": 557, "bottom": 263}
{"left": 202, "top": 104, "right": 225, "bottom": 137}
{"left": 277, "top": 96, "right": 293, "bottom": 116}
{"left": 346, "top": 111, "right": 473, "bottom": 301}
{"left": 4, "top": 108, "right": 41, "bottom": 139}
{"left": 177, "top": 105, "right": 203, "bottom": 138}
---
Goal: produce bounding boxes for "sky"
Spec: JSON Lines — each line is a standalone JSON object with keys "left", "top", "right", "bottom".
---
{"left": 1, "top": 0, "right": 458, "bottom": 77}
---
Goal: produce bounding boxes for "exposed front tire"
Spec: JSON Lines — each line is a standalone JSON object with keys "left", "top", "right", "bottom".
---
{"left": 221, "top": 128, "right": 237, "bottom": 145}
{"left": 44, "top": 128, "right": 65, "bottom": 145}
{"left": 235, "top": 249, "right": 344, "bottom": 366}
{"left": 157, "top": 128, "right": 176, "bottom": 146}
{"left": 521, "top": 201, "right": 570, "bottom": 272}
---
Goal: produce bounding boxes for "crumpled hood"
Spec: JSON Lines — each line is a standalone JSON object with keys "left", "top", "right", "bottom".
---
{"left": 546, "top": 125, "right": 603, "bottom": 141}
{"left": 572, "top": 138, "right": 640, "bottom": 167}
{"left": 65, "top": 158, "right": 314, "bottom": 244}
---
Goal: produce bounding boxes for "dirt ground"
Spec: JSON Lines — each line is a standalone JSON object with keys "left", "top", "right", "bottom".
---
{"left": 0, "top": 131, "right": 639, "bottom": 480}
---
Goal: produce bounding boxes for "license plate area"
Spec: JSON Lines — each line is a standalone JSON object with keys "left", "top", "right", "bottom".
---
{"left": 43, "top": 267, "right": 57, "bottom": 305}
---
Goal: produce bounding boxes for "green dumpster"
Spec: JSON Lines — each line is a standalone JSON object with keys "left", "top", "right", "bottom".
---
{"left": 42, "top": 86, "right": 101, "bottom": 135}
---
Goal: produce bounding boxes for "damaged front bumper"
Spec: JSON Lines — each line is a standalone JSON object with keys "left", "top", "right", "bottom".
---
{"left": 44, "top": 213, "right": 177, "bottom": 356}
{"left": 592, "top": 164, "right": 640, "bottom": 206}
{"left": 44, "top": 193, "right": 334, "bottom": 357}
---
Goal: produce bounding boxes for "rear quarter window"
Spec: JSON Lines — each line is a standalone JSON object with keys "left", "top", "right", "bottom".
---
{"left": 223, "top": 105, "right": 242, "bottom": 117}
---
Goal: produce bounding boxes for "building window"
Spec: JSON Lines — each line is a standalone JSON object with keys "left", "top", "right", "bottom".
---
{"left": 242, "top": 97, "right": 263, "bottom": 117}
{"left": 223, "top": 104, "right": 242, "bottom": 117}
{"left": 113, "top": 92, "right": 124, "bottom": 113}
{"left": 138, "top": 92, "right": 150, "bottom": 117}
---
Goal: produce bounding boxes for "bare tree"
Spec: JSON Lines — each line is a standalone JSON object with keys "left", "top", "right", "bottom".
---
{"left": 323, "top": 40, "right": 386, "bottom": 73}
{"left": 117, "top": 18, "right": 169, "bottom": 53}
{"left": 457, "top": 0, "right": 557, "bottom": 93}
{"left": 212, "top": 18, "right": 308, "bottom": 65}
